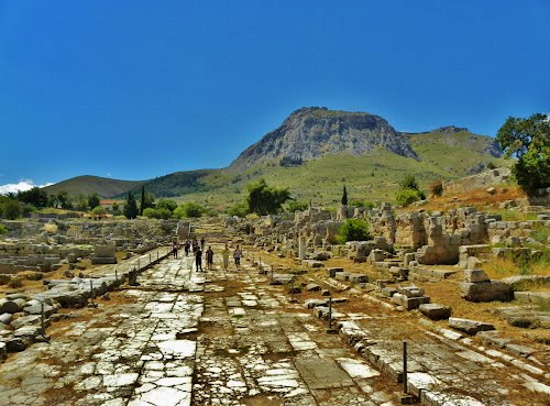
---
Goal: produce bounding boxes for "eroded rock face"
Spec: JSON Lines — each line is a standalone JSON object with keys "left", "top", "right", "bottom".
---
{"left": 229, "top": 107, "right": 418, "bottom": 171}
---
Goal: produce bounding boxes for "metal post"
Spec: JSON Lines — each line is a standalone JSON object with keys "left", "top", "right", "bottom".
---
{"left": 328, "top": 297, "right": 332, "bottom": 330}
{"left": 259, "top": 257, "right": 262, "bottom": 271}
{"left": 403, "top": 341, "right": 408, "bottom": 394}
{"left": 149, "top": 253, "right": 151, "bottom": 263}
{"left": 115, "top": 269, "right": 118, "bottom": 283}
{"left": 157, "top": 251, "right": 159, "bottom": 261}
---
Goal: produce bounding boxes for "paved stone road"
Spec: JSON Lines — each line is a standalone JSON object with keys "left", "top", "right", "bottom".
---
{"left": 0, "top": 250, "right": 400, "bottom": 406}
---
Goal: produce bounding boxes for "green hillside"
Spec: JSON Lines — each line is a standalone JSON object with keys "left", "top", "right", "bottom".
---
{"left": 43, "top": 175, "right": 146, "bottom": 198}
{"left": 169, "top": 147, "right": 510, "bottom": 210}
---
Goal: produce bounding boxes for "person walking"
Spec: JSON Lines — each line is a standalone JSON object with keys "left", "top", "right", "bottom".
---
{"left": 172, "top": 239, "right": 179, "bottom": 258}
{"left": 200, "top": 237, "right": 206, "bottom": 251}
{"left": 222, "top": 244, "right": 230, "bottom": 271}
{"left": 205, "top": 246, "right": 214, "bottom": 270}
{"left": 233, "top": 245, "right": 242, "bottom": 270}
{"left": 195, "top": 246, "right": 203, "bottom": 272}
{"left": 184, "top": 240, "right": 190, "bottom": 256}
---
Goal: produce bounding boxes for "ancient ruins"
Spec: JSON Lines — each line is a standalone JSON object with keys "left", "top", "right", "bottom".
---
{"left": 1, "top": 200, "right": 550, "bottom": 405}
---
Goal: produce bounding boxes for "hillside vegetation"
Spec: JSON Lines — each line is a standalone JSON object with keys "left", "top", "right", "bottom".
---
{"left": 41, "top": 108, "right": 510, "bottom": 208}
{"left": 43, "top": 176, "right": 146, "bottom": 199}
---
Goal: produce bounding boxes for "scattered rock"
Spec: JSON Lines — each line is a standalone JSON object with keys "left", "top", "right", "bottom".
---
{"left": 448, "top": 317, "right": 495, "bottom": 335}
{"left": 419, "top": 304, "right": 452, "bottom": 320}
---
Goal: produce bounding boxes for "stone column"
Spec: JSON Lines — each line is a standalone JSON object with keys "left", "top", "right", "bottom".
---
{"left": 298, "top": 236, "right": 306, "bottom": 260}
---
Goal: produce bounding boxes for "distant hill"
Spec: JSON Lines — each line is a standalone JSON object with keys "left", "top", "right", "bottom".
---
{"left": 406, "top": 126, "right": 502, "bottom": 176}
{"left": 229, "top": 107, "right": 418, "bottom": 170}
{"left": 42, "top": 107, "right": 508, "bottom": 207}
{"left": 43, "top": 175, "right": 146, "bottom": 198}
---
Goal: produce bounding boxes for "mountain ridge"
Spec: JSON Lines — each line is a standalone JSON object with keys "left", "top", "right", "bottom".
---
{"left": 42, "top": 107, "right": 506, "bottom": 203}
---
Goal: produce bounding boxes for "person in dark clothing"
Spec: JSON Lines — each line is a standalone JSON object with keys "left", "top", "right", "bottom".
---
{"left": 200, "top": 237, "right": 206, "bottom": 251}
{"left": 195, "top": 247, "right": 203, "bottom": 272}
{"left": 205, "top": 246, "right": 214, "bottom": 270}
{"left": 184, "top": 240, "right": 190, "bottom": 256}
{"left": 172, "top": 240, "right": 179, "bottom": 258}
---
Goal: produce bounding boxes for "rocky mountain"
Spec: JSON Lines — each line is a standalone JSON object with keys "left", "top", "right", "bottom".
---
{"left": 42, "top": 107, "right": 506, "bottom": 204}
{"left": 229, "top": 107, "right": 419, "bottom": 170}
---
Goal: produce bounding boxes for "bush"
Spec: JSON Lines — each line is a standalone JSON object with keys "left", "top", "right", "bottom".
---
{"left": 396, "top": 189, "right": 422, "bottom": 207}
{"left": 156, "top": 199, "right": 178, "bottom": 213}
{"left": 91, "top": 206, "right": 107, "bottom": 216}
{"left": 429, "top": 180, "right": 443, "bottom": 197}
{"left": 336, "top": 218, "right": 371, "bottom": 244}
{"left": 349, "top": 200, "right": 376, "bottom": 209}
{"left": 174, "top": 202, "right": 206, "bottom": 218}
{"left": 0, "top": 198, "right": 22, "bottom": 220}
{"left": 0, "top": 224, "right": 8, "bottom": 235}
{"left": 226, "top": 201, "right": 250, "bottom": 218}
{"left": 285, "top": 200, "right": 309, "bottom": 212}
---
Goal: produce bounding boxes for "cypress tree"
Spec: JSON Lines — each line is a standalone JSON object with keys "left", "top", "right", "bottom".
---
{"left": 341, "top": 185, "right": 348, "bottom": 206}
{"left": 140, "top": 186, "right": 146, "bottom": 216}
{"left": 124, "top": 192, "right": 139, "bottom": 219}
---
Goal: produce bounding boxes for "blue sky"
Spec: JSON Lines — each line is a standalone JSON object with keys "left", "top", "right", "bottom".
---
{"left": 1, "top": 1, "right": 549, "bottom": 192}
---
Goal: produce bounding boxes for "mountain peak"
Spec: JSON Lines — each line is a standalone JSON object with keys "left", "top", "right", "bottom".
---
{"left": 230, "top": 107, "right": 418, "bottom": 170}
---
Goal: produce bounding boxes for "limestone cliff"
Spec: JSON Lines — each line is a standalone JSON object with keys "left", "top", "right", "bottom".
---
{"left": 229, "top": 107, "right": 418, "bottom": 170}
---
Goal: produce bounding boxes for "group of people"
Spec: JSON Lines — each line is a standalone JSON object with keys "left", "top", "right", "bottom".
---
{"left": 171, "top": 237, "right": 242, "bottom": 272}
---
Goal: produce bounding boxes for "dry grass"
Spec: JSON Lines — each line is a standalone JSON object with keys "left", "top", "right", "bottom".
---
{"left": 403, "top": 185, "right": 527, "bottom": 213}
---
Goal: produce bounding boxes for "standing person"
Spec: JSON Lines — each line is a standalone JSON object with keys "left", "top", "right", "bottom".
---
{"left": 200, "top": 237, "right": 206, "bottom": 251}
{"left": 172, "top": 239, "right": 179, "bottom": 258}
{"left": 195, "top": 246, "right": 203, "bottom": 272}
{"left": 222, "top": 244, "right": 230, "bottom": 271}
{"left": 184, "top": 240, "right": 190, "bottom": 256}
{"left": 205, "top": 246, "right": 214, "bottom": 270}
{"left": 233, "top": 245, "right": 242, "bottom": 270}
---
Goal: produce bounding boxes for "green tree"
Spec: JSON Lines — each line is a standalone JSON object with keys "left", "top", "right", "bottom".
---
{"left": 349, "top": 200, "right": 375, "bottom": 209}
{"left": 496, "top": 113, "right": 550, "bottom": 193}
{"left": 123, "top": 192, "right": 139, "bottom": 219}
{"left": 336, "top": 218, "right": 371, "bottom": 244}
{"left": 88, "top": 193, "right": 100, "bottom": 210}
{"left": 0, "top": 198, "right": 22, "bottom": 220}
{"left": 17, "top": 187, "right": 48, "bottom": 208}
{"left": 341, "top": 185, "right": 348, "bottom": 205}
{"left": 226, "top": 201, "right": 250, "bottom": 217}
{"left": 285, "top": 200, "right": 309, "bottom": 213}
{"left": 156, "top": 199, "right": 178, "bottom": 213}
{"left": 174, "top": 202, "right": 206, "bottom": 218}
{"left": 246, "top": 179, "right": 291, "bottom": 216}
{"left": 91, "top": 206, "right": 107, "bottom": 216}
{"left": 396, "top": 188, "right": 421, "bottom": 207}
{"left": 400, "top": 175, "right": 420, "bottom": 191}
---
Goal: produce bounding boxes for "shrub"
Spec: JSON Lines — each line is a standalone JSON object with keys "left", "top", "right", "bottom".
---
{"left": 396, "top": 189, "right": 422, "bottom": 207}
{"left": 226, "top": 201, "right": 250, "bottom": 218}
{"left": 0, "top": 224, "right": 8, "bottom": 235}
{"left": 285, "top": 200, "right": 309, "bottom": 212}
{"left": 143, "top": 208, "right": 159, "bottom": 218}
{"left": 174, "top": 202, "right": 206, "bottom": 218}
{"left": 0, "top": 198, "right": 22, "bottom": 220}
{"left": 91, "top": 206, "right": 107, "bottom": 216}
{"left": 429, "top": 180, "right": 443, "bottom": 197}
{"left": 349, "top": 200, "right": 376, "bottom": 209}
{"left": 9, "top": 276, "right": 23, "bottom": 288}
{"left": 336, "top": 218, "right": 371, "bottom": 244}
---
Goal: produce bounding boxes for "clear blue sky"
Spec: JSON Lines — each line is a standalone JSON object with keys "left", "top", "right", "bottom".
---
{"left": 1, "top": 1, "right": 549, "bottom": 192}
